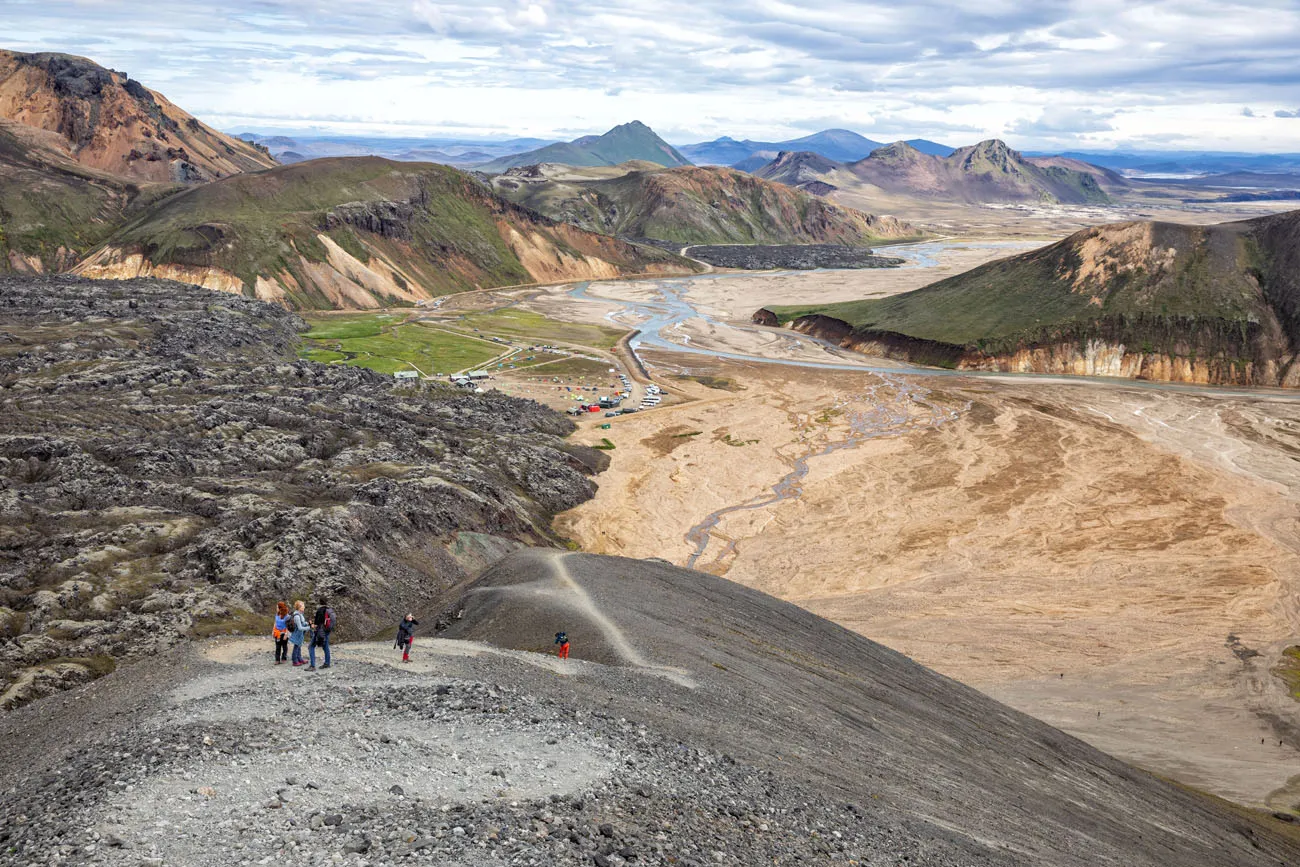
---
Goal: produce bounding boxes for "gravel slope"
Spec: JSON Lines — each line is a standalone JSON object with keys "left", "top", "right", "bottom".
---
{"left": 4, "top": 548, "right": 1297, "bottom": 867}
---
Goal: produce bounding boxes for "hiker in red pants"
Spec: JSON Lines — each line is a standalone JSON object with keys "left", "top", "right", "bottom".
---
{"left": 396, "top": 614, "right": 418, "bottom": 662}
{"left": 555, "top": 631, "right": 570, "bottom": 659}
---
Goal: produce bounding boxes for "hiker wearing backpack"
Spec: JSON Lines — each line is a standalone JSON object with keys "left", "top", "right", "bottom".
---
{"left": 272, "top": 601, "right": 290, "bottom": 665}
{"left": 395, "top": 614, "right": 418, "bottom": 663}
{"left": 555, "top": 631, "right": 570, "bottom": 660}
{"left": 308, "top": 599, "right": 335, "bottom": 671}
{"left": 289, "top": 600, "right": 309, "bottom": 666}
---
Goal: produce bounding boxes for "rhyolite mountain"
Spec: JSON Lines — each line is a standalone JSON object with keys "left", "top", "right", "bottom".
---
{"left": 852, "top": 139, "right": 1113, "bottom": 204}
{"left": 754, "top": 139, "right": 1116, "bottom": 205}
{"left": 0, "top": 50, "right": 275, "bottom": 183}
{"left": 0, "top": 49, "right": 276, "bottom": 273}
{"left": 476, "top": 121, "right": 691, "bottom": 173}
{"left": 74, "top": 156, "right": 699, "bottom": 309}
{"left": 489, "top": 161, "right": 923, "bottom": 246}
{"left": 756, "top": 210, "right": 1300, "bottom": 386}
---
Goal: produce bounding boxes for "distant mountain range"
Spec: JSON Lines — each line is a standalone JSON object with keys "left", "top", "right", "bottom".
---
{"left": 237, "top": 132, "right": 556, "bottom": 167}
{"left": 758, "top": 209, "right": 1300, "bottom": 387}
{"left": 1034, "top": 150, "right": 1300, "bottom": 176}
{"left": 680, "top": 130, "right": 954, "bottom": 168}
{"left": 755, "top": 139, "right": 1122, "bottom": 205}
{"left": 476, "top": 121, "right": 690, "bottom": 173}
{"left": 488, "top": 161, "right": 922, "bottom": 246}
{"left": 0, "top": 48, "right": 698, "bottom": 302}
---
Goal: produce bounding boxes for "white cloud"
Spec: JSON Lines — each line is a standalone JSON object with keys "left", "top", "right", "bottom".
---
{"left": 1, "top": 0, "right": 1298, "bottom": 150}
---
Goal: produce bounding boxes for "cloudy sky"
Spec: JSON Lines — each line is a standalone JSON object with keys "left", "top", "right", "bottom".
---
{"left": 6, "top": 0, "right": 1300, "bottom": 151}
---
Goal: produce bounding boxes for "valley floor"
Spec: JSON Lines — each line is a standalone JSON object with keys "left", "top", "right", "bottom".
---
{"left": 510, "top": 241, "right": 1300, "bottom": 811}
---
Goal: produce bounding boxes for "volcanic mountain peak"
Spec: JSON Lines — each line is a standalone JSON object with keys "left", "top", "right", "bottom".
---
{"left": 477, "top": 121, "right": 691, "bottom": 173}
{"left": 841, "top": 136, "right": 1110, "bottom": 204}
{"left": 861, "top": 140, "right": 929, "bottom": 165}
{"left": 767, "top": 149, "right": 840, "bottom": 173}
{"left": 0, "top": 48, "right": 275, "bottom": 183}
{"left": 951, "top": 138, "right": 1023, "bottom": 173}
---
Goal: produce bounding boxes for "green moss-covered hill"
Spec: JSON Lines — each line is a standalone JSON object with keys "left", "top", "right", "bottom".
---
{"left": 478, "top": 121, "right": 691, "bottom": 173}
{"left": 761, "top": 211, "right": 1300, "bottom": 386}
{"left": 493, "top": 163, "right": 924, "bottom": 246}
{"left": 77, "top": 156, "right": 699, "bottom": 310}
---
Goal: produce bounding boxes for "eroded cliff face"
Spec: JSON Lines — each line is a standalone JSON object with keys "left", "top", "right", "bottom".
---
{"left": 76, "top": 220, "right": 685, "bottom": 310}
{"left": 778, "top": 312, "right": 1299, "bottom": 387}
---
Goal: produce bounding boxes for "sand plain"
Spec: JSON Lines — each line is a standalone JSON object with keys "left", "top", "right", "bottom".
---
{"left": 534, "top": 233, "right": 1300, "bottom": 810}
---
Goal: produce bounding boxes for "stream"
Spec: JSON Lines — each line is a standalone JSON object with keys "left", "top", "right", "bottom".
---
{"left": 565, "top": 239, "right": 1300, "bottom": 567}
{"left": 682, "top": 375, "right": 963, "bottom": 571}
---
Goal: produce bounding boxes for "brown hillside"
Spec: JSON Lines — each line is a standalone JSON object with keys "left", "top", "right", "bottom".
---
{"left": 0, "top": 50, "right": 276, "bottom": 183}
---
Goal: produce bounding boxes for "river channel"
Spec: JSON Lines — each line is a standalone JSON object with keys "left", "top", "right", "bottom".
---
{"left": 567, "top": 240, "right": 1300, "bottom": 404}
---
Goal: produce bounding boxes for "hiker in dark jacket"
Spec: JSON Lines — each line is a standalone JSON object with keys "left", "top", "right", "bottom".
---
{"left": 396, "top": 614, "right": 418, "bottom": 663}
{"left": 308, "top": 600, "right": 335, "bottom": 671}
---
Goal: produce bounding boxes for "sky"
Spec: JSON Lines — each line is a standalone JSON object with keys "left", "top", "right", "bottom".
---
{"left": 5, "top": 0, "right": 1300, "bottom": 152}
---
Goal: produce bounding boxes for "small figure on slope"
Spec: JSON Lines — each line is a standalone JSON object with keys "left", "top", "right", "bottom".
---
{"left": 396, "top": 613, "right": 419, "bottom": 663}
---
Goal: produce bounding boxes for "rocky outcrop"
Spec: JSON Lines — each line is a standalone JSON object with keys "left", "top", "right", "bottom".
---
{"left": 782, "top": 313, "right": 1298, "bottom": 385}
{"left": 0, "top": 276, "right": 604, "bottom": 708}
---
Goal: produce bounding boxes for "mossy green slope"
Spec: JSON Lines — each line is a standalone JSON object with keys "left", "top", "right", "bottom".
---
{"left": 479, "top": 121, "right": 691, "bottom": 173}
{"left": 0, "top": 123, "right": 178, "bottom": 270}
{"left": 91, "top": 156, "right": 694, "bottom": 309}
{"left": 766, "top": 212, "right": 1300, "bottom": 380}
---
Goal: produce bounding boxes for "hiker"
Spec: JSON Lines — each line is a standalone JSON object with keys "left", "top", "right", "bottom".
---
{"left": 395, "top": 614, "right": 419, "bottom": 662}
{"left": 272, "top": 601, "right": 290, "bottom": 665}
{"left": 555, "top": 631, "right": 570, "bottom": 660}
{"left": 289, "top": 600, "right": 309, "bottom": 666}
{"left": 308, "top": 599, "right": 335, "bottom": 671}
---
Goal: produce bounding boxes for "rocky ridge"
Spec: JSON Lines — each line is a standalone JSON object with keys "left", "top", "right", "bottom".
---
{"left": 491, "top": 162, "right": 923, "bottom": 247}
{"left": 73, "top": 157, "right": 699, "bottom": 309}
{"left": 0, "top": 276, "right": 605, "bottom": 709}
